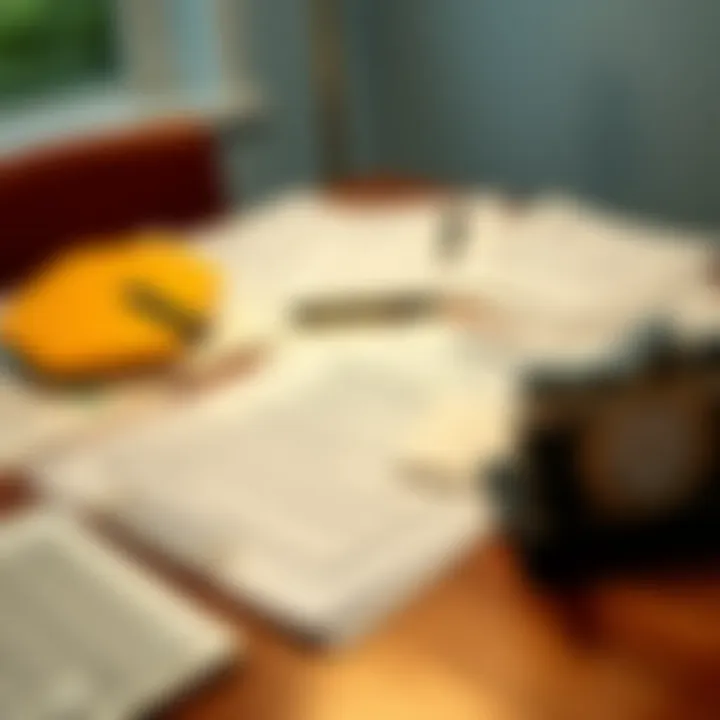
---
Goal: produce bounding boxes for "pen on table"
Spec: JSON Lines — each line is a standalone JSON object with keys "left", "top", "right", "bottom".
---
{"left": 437, "top": 197, "right": 471, "bottom": 267}
{"left": 438, "top": 196, "right": 507, "bottom": 366}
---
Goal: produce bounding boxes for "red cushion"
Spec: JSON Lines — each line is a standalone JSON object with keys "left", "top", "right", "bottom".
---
{"left": 0, "top": 118, "right": 227, "bottom": 288}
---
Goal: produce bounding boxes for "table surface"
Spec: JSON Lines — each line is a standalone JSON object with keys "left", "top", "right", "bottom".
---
{"left": 4, "top": 177, "right": 720, "bottom": 720}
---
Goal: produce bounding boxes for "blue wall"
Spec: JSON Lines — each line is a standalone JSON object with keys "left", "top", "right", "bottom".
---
{"left": 349, "top": 0, "right": 720, "bottom": 226}
{"left": 226, "top": 0, "right": 322, "bottom": 204}
{"left": 220, "top": 0, "right": 720, "bottom": 224}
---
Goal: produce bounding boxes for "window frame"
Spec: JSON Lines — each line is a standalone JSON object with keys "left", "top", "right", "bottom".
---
{"left": 116, "top": 0, "right": 254, "bottom": 112}
{"left": 0, "top": 0, "right": 259, "bottom": 155}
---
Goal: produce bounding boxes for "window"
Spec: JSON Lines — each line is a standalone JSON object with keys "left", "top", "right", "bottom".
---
{"left": 0, "top": 0, "right": 257, "bottom": 152}
{"left": 0, "top": 0, "right": 118, "bottom": 105}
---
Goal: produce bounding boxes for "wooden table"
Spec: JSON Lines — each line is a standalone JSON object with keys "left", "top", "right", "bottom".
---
{"left": 2, "top": 475, "right": 720, "bottom": 720}
{"left": 4, "top": 178, "right": 720, "bottom": 720}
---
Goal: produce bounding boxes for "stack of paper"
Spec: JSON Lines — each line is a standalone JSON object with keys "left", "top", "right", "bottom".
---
{"left": 452, "top": 194, "right": 712, "bottom": 360}
{"left": 197, "top": 192, "right": 445, "bottom": 306}
{"left": 33, "top": 327, "right": 495, "bottom": 643}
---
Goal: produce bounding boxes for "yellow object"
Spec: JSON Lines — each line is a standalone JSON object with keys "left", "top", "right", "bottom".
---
{"left": 1, "top": 233, "right": 221, "bottom": 381}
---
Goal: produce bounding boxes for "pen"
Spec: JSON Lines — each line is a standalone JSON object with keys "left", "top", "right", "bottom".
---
{"left": 437, "top": 197, "right": 470, "bottom": 267}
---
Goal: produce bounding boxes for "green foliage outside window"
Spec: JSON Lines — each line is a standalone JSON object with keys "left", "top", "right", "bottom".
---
{"left": 0, "top": 0, "right": 117, "bottom": 104}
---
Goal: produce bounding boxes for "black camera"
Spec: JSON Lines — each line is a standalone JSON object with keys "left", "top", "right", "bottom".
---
{"left": 493, "top": 323, "right": 720, "bottom": 583}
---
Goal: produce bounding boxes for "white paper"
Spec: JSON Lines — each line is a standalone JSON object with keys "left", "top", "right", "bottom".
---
{"left": 35, "top": 328, "right": 494, "bottom": 639}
